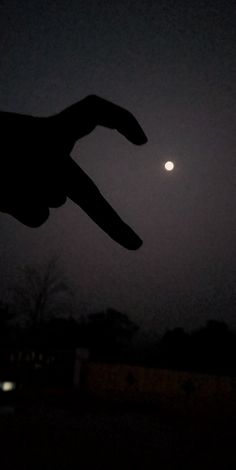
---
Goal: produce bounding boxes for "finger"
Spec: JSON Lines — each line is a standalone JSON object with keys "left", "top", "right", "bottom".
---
{"left": 43, "top": 178, "right": 67, "bottom": 208}
{"left": 8, "top": 203, "right": 49, "bottom": 228}
{"left": 66, "top": 157, "right": 143, "bottom": 250}
{"left": 55, "top": 95, "right": 148, "bottom": 146}
{"left": 47, "top": 193, "right": 67, "bottom": 208}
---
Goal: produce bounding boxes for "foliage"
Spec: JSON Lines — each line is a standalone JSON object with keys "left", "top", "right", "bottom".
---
{"left": 10, "top": 257, "right": 73, "bottom": 327}
{"left": 82, "top": 308, "right": 139, "bottom": 361}
{"left": 17, "top": 316, "right": 82, "bottom": 349}
{"left": 155, "top": 320, "right": 236, "bottom": 375}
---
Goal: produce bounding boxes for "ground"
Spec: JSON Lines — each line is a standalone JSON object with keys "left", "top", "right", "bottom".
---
{"left": 0, "top": 398, "right": 235, "bottom": 469}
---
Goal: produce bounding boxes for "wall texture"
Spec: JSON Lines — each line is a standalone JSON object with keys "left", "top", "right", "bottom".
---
{"left": 82, "top": 362, "right": 236, "bottom": 414}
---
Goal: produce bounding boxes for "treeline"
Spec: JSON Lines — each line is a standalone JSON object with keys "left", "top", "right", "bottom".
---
{"left": 0, "top": 303, "right": 138, "bottom": 362}
{"left": 1, "top": 301, "right": 236, "bottom": 376}
{"left": 136, "top": 320, "right": 236, "bottom": 376}
{"left": 0, "top": 259, "right": 236, "bottom": 376}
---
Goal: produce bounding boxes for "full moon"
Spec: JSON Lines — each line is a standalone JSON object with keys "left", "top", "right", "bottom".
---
{"left": 164, "top": 161, "right": 174, "bottom": 171}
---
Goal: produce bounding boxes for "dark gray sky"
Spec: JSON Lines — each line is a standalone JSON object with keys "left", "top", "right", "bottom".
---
{"left": 0, "top": 0, "right": 235, "bottom": 333}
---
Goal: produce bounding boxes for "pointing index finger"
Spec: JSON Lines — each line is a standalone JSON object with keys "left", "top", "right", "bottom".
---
{"left": 66, "top": 157, "right": 143, "bottom": 250}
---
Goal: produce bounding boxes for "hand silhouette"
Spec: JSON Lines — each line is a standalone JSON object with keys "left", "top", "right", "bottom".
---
{"left": 0, "top": 95, "right": 147, "bottom": 249}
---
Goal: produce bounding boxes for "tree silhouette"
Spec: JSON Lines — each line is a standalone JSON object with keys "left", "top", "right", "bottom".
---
{"left": 28, "top": 316, "right": 83, "bottom": 349}
{"left": 0, "top": 300, "right": 15, "bottom": 347}
{"left": 154, "top": 320, "right": 236, "bottom": 375}
{"left": 82, "top": 308, "right": 139, "bottom": 361}
{"left": 191, "top": 320, "right": 236, "bottom": 374}
{"left": 11, "top": 257, "right": 73, "bottom": 329}
{"left": 158, "top": 327, "right": 192, "bottom": 370}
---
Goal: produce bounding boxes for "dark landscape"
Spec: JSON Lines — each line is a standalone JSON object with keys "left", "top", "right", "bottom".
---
{"left": 0, "top": 1, "right": 235, "bottom": 468}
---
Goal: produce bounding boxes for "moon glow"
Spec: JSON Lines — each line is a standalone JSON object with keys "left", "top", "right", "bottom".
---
{"left": 164, "top": 161, "right": 174, "bottom": 171}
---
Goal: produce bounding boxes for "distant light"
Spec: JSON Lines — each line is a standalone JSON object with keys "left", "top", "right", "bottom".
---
{"left": 0, "top": 382, "right": 16, "bottom": 392}
{"left": 164, "top": 161, "right": 174, "bottom": 171}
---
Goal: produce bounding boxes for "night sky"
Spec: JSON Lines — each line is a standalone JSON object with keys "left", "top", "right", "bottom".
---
{"left": 0, "top": 0, "right": 235, "bottom": 334}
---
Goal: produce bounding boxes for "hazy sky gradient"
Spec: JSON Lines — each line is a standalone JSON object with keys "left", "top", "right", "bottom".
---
{"left": 0, "top": 0, "right": 235, "bottom": 333}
